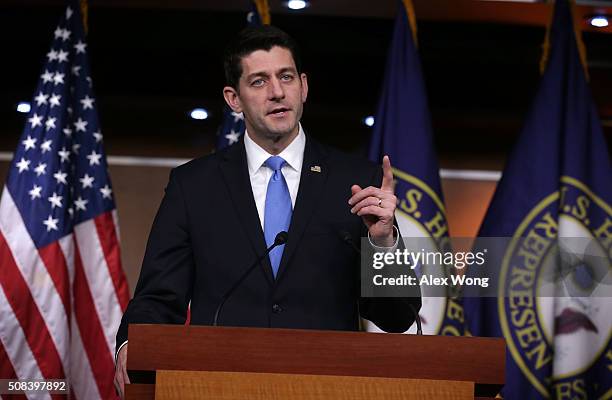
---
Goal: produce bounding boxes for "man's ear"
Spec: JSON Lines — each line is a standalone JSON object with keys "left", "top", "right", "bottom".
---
{"left": 300, "top": 73, "right": 308, "bottom": 103}
{"left": 223, "top": 86, "right": 242, "bottom": 112}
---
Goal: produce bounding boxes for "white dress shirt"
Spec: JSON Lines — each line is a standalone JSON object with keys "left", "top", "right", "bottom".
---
{"left": 244, "top": 124, "right": 305, "bottom": 229}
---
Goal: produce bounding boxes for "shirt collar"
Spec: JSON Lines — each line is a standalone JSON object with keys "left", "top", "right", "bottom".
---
{"left": 244, "top": 124, "right": 305, "bottom": 175}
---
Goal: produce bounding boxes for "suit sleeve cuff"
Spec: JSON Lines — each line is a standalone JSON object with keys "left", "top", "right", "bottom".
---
{"left": 367, "top": 225, "right": 399, "bottom": 252}
{"left": 115, "top": 340, "right": 128, "bottom": 364}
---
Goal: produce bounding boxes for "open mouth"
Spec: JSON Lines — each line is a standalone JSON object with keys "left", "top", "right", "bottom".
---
{"left": 268, "top": 107, "right": 290, "bottom": 117}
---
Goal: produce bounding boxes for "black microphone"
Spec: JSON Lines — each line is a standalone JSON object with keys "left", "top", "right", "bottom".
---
{"left": 409, "top": 303, "right": 422, "bottom": 335}
{"left": 339, "top": 229, "right": 423, "bottom": 335}
{"left": 339, "top": 230, "right": 361, "bottom": 255}
{"left": 212, "top": 231, "right": 288, "bottom": 326}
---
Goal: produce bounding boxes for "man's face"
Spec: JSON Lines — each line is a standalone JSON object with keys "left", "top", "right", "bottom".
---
{"left": 224, "top": 46, "right": 308, "bottom": 142}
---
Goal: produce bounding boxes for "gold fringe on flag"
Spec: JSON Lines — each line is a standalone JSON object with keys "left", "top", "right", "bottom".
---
{"left": 539, "top": 0, "right": 589, "bottom": 80}
{"left": 402, "top": 0, "right": 418, "bottom": 48}
{"left": 80, "top": 0, "right": 89, "bottom": 34}
{"left": 254, "top": 0, "right": 271, "bottom": 25}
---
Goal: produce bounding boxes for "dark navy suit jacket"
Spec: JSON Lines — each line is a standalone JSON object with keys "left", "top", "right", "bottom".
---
{"left": 116, "top": 136, "right": 420, "bottom": 350}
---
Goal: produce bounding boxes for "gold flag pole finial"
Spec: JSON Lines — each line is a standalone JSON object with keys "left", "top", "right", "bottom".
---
{"left": 80, "top": 0, "right": 89, "bottom": 34}
{"left": 540, "top": 0, "right": 589, "bottom": 80}
{"left": 254, "top": 0, "right": 271, "bottom": 25}
{"left": 402, "top": 0, "right": 418, "bottom": 48}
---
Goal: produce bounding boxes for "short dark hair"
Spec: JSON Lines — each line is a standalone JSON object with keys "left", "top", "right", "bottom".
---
{"left": 223, "top": 25, "right": 302, "bottom": 90}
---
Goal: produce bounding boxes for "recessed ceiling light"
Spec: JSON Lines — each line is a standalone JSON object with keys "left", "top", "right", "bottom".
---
{"left": 17, "top": 102, "right": 31, "bottom": 113}
{"left": 589, "top": 16, "right": 609, "bottom": 28}
{"left": 190, "top": 108, "right": 209, "bottom": 120}
{"left": 364, "top": 116, "right": 375, "bottom": 127}
{"left": 287, "top": 0, "right": 308, "bottom": 10}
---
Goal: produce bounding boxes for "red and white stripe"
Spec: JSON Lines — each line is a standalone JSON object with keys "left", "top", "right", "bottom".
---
{"left": 0, "top": 188, "right": 128, "bottom": 399}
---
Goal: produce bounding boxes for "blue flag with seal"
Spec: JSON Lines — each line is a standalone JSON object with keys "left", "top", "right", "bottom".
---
{"left": 463, "top": 0, "right": 612, "bottom": 398}
{"left": 367, "top": 0, "right": 465, "bottom": 336}
{"left": 216, "top": 0, "right": 270, "bottom": 150}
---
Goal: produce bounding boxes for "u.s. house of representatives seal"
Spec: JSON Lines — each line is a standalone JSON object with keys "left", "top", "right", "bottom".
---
{"left": 498, "top": 176, "right": 612, "bottom": 398}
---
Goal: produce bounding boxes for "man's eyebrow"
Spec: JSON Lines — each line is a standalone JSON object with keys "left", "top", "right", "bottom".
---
{"left": 245, "top": 67, "right": 297, "bottom": 81}
{"left": 277, "top": 67, "right": 297, "bottom": 74}
{"left": 246, "top": 71, "right": 270, "bottom": 80}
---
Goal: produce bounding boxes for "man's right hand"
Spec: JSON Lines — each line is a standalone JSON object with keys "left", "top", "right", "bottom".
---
{"left": 113, "top": 344, "right": 130, "bottom": 399}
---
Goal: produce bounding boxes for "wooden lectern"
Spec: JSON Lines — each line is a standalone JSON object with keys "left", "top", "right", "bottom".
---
{"left": 125, "top": 324, "right": 504, "bottom": 400}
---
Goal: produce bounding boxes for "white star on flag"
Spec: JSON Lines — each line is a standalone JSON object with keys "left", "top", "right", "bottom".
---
{"left": 22, "top": 135, "right": 37, "bottom": 150}
{"left": 29, "top": 185, "right": 43, "bottom": 200}
{"left": 54, "top": 27, "right": 63, "bottom": 39}
{"left": 47, "top": 49, "right": 58, "bottom": 61}
{"left": 80, "top": 173, "right": 94, "bottom": 188}
{"left": 48, "top": 192, "right": 63, "bottom": 209}
{"left": 93, "top": 131, "right": 103, "bottom": 142}
{"left": 49, "top": 94, "right": 61, "bottom": 108}
{"left": 58, "top": 147, "right": 70, "bottom": 162}
{"left": 100, "top": 185, "right": 112, "bottom": 199}
{"left": 43, "top": 215, "right": 59, "bottom": 231}
{"left": 34, "top": 162, "right": 47, "bottom": 177}
{"left": 87, "top": 150, "right": 102, "bottom": 166}
{"left": 74, "top": 40, "right": 87, "bottom": 54}
{"left": 34, "top": 92, "right": 49, "bottom": 106}
{"left": 45, "top": 117, "right": 57, "bottom": 131}
{"left": 28, "top": 114, "right": 42, "bottom": 129}
{"left": 53, "top": 171, "right": 68, "bottom": 185}
{"left": 41, "top": 70, "right": 54, "bottom": 83}
{"left": 60, "top": 29, "right": 71, "bottom": 41}
{"left": 225, "top": 130, "right": 241, "bottom": 145}
{"left": 72, "top": 143, "right": 81, "bottom": 154}
{"left": 80, "top": 95, "right": 94, "bottom": 110}
{"left": 74, "top": 118, "right": 88, "bottom": 132}
{"left": 63, "top": 127, "right": 72, "bottom": 137}
{"left": 53, "top": 72, "right": 65, "bottom": 85}
{"left": 16, "top": 158, "right": 30, "bottom": 173}
{"left": 66, "top": 6, "right": 73, "bottom": 19}
{"left": 74, "top": 196, "right": 88, "bottom": 211}
{"left": 41, "top": 140, "right": 53, "bottom": 153}
{"left": 57, "top": 49, "right": 69, "bottom": 63}
{"left": 72, "top": 65, "right": 81, "bottom": 76}
{"left": 231, "top": 112, "right": 244, "bottom": 123}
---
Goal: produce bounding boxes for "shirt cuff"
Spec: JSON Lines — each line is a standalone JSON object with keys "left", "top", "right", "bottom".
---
{"left": 115, "top": 340, "right": 128, "bottom": 364}
{"left": 367, "top": 225, "right": 399, "bottom": 251}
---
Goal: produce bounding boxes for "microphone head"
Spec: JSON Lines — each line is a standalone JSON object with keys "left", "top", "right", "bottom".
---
{"left": 339, "top": 230, "right": 352, "bottom": 243}
{"left": 274, "top": 231, "right": 289, "bottom": 246}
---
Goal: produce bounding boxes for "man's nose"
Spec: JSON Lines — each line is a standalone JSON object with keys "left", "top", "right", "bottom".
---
{"left": 268, "top": 77, "right": 285, "bottom": 100}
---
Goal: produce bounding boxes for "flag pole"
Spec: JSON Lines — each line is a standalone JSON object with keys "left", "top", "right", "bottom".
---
{"left": 80, "top": 0, "right": 88, "bottom": 34}
{"left": 540, "top": 0, "right": 589, "bottom": 80}
{"left": 401, "top": 0, "right": 418, "bottom": 48}
{"left": 254, "top": 0, "right": 271, "bottom": 25}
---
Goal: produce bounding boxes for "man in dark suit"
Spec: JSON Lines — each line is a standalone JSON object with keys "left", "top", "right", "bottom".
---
{"left": 114, "top": 25, "right": 420, "bottom": 397}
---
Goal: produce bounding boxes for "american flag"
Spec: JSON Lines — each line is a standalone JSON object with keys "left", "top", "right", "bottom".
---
{"left": 0, "top": 3, "right": 128, "bottom": 399}
{"left": 215, "top": 0, "right": 269, "bottom": 150}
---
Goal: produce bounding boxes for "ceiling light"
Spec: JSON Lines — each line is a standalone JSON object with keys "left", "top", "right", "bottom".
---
{"left": 364, "top": 116, "right": 375, "bottom": 127}
{"left": 190, "top": 108, "right": 209, "bottom": 120}
{"left": 17, "top": 102, "right": 31, "bottom": 113}
{"left": 287, "top": 0, "right": 308, "bottom": 10}
{"left": 589, "top": 16, "right": 609, "bottom": 28}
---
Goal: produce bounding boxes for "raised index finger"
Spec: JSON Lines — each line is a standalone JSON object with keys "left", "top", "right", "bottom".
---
{"left": 381, "top": 155, "right": 394, "bottom": 192}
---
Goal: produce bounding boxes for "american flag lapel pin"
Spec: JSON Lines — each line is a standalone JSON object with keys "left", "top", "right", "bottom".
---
{"left": 310, "top": 165, "right": 321, "bottom": 173}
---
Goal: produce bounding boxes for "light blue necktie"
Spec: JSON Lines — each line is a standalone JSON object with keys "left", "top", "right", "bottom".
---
{"left": 264, "top": 156, "right": 292, "bottom": 278}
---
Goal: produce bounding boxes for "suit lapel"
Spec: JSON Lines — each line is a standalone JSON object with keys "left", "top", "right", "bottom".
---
{"left": 219, "top": 140, "right": 275, "bottom": 285}
{"left": 276, "top": 137, "right": 329, "bottom": 281}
